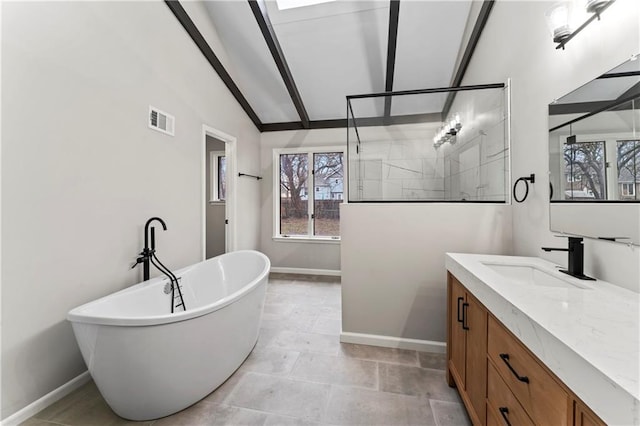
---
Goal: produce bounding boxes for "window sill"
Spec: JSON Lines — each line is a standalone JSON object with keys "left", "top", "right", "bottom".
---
{"left": 208, "top": 200, "right": 226, "bottom": 205}
{"left": 272, "top": 236, "right": 341, "bottom": 245}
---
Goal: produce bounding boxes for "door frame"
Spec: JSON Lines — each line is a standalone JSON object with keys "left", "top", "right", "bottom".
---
{"left": 202, "top": 124, "right": 237, "bottom": 260}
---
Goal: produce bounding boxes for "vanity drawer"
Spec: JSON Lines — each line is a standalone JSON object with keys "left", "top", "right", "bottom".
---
{"left": 487, "top": 316, "right": 570, "bottom": 426}
{"left": 487, "top": 362, "right": 534, "bottom": 426}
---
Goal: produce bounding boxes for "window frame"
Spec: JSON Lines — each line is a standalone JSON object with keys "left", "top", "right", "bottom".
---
{"left": 209, "top": 150, "right": 226, "bottom": 203}
{"left": 273, "top": 146, "right": 346, "bottom": 242}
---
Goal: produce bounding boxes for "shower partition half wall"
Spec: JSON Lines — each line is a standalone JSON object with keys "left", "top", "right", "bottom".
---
{"left": 340, "top": 83, "right": 513, "bottom": 351}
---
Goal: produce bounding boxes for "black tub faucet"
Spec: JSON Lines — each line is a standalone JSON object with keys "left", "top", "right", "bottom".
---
{"left": 132, "top": 217, "right": 167, "bottom": 281}
{"left": 542, "top": 236, "right": 595, "bottom": 281}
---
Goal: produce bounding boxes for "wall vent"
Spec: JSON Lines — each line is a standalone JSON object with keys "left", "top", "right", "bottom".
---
{"left": 149, "top": 106, "right": 175, "bottom": 136}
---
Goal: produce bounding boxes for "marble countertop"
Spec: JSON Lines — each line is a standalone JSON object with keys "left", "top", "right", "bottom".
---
{"left": 446, "top": 253, "right": 639, "bottom": 426}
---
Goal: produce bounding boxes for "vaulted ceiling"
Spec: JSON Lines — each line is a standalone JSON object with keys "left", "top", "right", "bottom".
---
{"left": 166, "top": 0, "right": 494, "bottom": 131}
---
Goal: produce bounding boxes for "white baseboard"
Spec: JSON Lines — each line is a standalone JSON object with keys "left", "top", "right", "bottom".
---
{"left": 2, "top": 371, "right": 91, "bottom": 426}
{"left": 270, "top": 267, "right": 341, "bottom": 277}
{"left": 340, "top": 331, "right": 446, "bottom": 353}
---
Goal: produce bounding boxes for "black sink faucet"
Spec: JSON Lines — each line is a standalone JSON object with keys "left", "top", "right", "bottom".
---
{"left": 542, "top": 236, "right": 595, "bottom": 281}
{"left": 132, "top": 217, "right": 167, "bottom": 281}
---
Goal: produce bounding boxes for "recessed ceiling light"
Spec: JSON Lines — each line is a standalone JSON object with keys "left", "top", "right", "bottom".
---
{"left": 276, "top": 0, "right": 336, "bottom": 11}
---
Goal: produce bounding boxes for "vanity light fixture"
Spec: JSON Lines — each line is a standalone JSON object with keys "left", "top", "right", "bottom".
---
{"left": 433, "top": 113, "right": 462, "bottom": 149}
{"left": 546, "top": 0, "right": 616, "bottom": 50}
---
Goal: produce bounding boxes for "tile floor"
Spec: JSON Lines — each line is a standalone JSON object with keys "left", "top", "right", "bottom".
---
{"left": 23, "top": 274, "right": 470, "bottom": 426}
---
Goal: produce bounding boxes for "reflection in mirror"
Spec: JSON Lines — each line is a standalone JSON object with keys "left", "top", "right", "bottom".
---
{"left": 549, "top": 55, "right": 640, "bottom": 245}
{"left": 549, "top": 58, "right": 639, "bottom": 202}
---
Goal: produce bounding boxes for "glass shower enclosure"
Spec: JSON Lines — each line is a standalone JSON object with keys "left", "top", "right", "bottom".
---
{"left": 347, "top": 83, "right": 510, "bottom": 203}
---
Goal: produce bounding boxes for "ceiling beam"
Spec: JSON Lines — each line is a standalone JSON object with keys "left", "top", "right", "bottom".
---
{"left": 261, "top": 112, "right": 442, "bottom": 132}
{"left": 383, "top": 0, "right": 401, "bottom": 118}
{"left": 164, "top": 1, "right": 263, "bottom": 130}
{"left": 248, "top": 0, "right": 310, "bottom": 129}
{"left": 441, "top": 0, "right": 495, "bottom": 119}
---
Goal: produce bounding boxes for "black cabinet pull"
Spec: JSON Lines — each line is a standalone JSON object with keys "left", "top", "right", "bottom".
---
{"left": 457, "top": 297, "right": 464, "bottom": 323}
{"left": 499, "top": 353, "right": 529, "bottom": 383}
{"left": 462, "top": 302, "right": 470, "bottom": 330}
{"left": 499, "top": 407, "right": 512, "bottom": 426}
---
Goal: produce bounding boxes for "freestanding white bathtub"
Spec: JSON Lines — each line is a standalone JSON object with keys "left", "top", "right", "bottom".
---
{"left": 67, "top": 250, "right": 270, "bottom": 421}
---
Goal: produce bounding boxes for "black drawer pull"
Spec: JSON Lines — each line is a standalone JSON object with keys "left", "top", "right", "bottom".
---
{"left": 499, "top": 353, "right": 529, "bottom": 383}
{"left": 462, "top": 302, "right": 470, "bottom": 330}
{"left": 457, "top": 297, "right": 464, "bottom": 323}
{"left": 499, "top": 407, "right": 512, "bottom": 426}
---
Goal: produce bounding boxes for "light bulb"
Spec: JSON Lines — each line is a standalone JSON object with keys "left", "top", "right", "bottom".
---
{"left": 545, "top": 2, "right": 572, "bottom": 43}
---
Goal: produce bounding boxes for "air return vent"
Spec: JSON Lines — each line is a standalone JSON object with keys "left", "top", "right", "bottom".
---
{"left": 149, "top": 106, "right": 175, "bottom": 136}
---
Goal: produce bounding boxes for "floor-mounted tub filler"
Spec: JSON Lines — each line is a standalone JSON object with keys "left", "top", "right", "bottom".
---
{"left": 67, "top": 250, "right": 270, "bottom": 421}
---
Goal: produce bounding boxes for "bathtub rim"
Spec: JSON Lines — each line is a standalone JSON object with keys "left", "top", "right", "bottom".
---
{"left": 67, "top": 250, "right": 270, "bottom": 327}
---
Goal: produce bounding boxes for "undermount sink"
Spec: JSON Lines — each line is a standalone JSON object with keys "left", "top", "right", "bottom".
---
{"left": 481, "top": 262, "right": 593, "bottom": 290}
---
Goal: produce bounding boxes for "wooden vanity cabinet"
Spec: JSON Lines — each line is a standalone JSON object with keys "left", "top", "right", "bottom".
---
{"left": 447, "top": 274, "right": 487, "bottom": 425}
{"left": 447, "top": 272, "right": 607, "bottom": 426}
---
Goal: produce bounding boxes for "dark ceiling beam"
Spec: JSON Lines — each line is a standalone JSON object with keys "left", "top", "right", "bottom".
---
{"left": 549, "top": 82, "right": 640, "bottom": 116}
{"left": 441, "top": 0, "right": 495, "bottom": 119}
{"left": 164, "top": 1, "right": 262, "bottom": 130}
{"left": 261, "top": 112, "right": 442, "bottom": 132}
{"left": 383, "top": 0, "right": 401, "bottom": 118}
{"left": 248, "top": 0, "right": 310, "bottom": 129}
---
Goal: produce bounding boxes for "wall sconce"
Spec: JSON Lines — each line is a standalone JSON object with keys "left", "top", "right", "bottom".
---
{"left": 546, "top": 0, "right": 616, "bottom": 50}
{"left": 433, "top": 113, "right": 462, "bottom": 149}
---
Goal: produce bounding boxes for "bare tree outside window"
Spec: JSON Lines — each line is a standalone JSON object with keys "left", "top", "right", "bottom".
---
{"left": 278, "top": 151, "right": 344, "bottom": 237}
{"left": 280, "top": 153, "right": 309, "bottom": 235}
{"left": 313, "top": 152, "right": 343, "bottom": 236}
{"left": 617, "top": 140, "right": 640, "bottom": 200}
{"left": 563, "top": 141, "right": 606, "bottom": 199}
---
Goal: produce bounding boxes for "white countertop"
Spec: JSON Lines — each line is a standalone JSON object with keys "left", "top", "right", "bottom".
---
{"left": 446, "top": 253, "right": 639, "bottom": 426}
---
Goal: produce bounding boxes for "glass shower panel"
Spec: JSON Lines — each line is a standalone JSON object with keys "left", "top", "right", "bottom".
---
{"left": 347, "top": 84, "right": 508, "bottom": 202}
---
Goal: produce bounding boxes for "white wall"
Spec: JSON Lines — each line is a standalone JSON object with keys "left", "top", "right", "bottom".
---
{"left": 461, "top": 0, "right": 640, "bottom": 292}
{"left": 260, "top": 128, "right": 344, "bottom": 272}
{"left": 1, "top": 1, "right": 261, "bottom": 419}
{"left": 341, "top": 203, "right": 512, "bottom": 343}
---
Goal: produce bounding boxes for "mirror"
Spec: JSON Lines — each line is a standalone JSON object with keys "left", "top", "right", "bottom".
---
{"left": 549, "top": 55, "right": 640, "bottom": 245}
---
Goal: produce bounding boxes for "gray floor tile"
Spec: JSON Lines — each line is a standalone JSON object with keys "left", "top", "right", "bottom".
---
{"left": 32, "top": 382, "right": 151, "bottom": 426}
{"left": 265, "top": 292, "right": 325, "bottom": 307}
{"left": 269, "top": 330, "right": 340, "bottom": 355}
{"left": 289, "top": 352, "right": 377, "bottom": 389}
{"left": 225, "top": 373, "right": 330, "bottom": 421}
{"left": 154, "top": 401, "right": 267, "bottom": 426}
{"left": 203, "top": 371, "right": 246, "bottom": 404}
{"left": 262, "top": 303, "right": 294, "bottom": 317}
{"left": 255, "top": 327, "right": 280, "bottom": 349}
{"left": 339, "top": 343, "right": 419, "bottom": 366}
{"left": 311, "top": 317, "right": 342, "bottom": 335}
{"left": 430, "top": 400, "right": 471, "bottom": 426}
{"left": 323, "top": 385, "right": 435, "bottom": 426}
{"left": 260, "top": 314, "right": 318, "bottom": 333}
{"left": 19, "top": 419, "right": 62, "bottom": 426}
{"left": 418, "top": 351, "right": 447, "bottom": 371}
{"left": 238, "top": 347, "right": 300, "bottom": 375}
{"left": 378, "top": 364, "right": 459, "bottom": 402}
{"left": 263, "top": 414, "right": 322, "bottom": 426}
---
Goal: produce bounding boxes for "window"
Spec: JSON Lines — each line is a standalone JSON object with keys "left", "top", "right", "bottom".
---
{"left": 617, "top": 140, "right": 639, "bottom": 200}
{"left": 563, "top": 140, "right": 606, "bottom": 200}
{"left": 275, "top": 147, "right": 345, "bottom": 240}
{"left": 210, "top": 151, "right": 226, "bottom": 202}
{"left": 621, "top": 183, "right": 636, "bottom": 197}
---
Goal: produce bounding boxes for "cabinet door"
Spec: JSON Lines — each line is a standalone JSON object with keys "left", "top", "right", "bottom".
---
{"left": 448, "top": 275, "right": 466, "bottom": 388}
{"left": 574, "top": 401, "right": 606, "bottom": 426}
{"left": 465, "top": 292, "right": 487, "bottom": 424}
